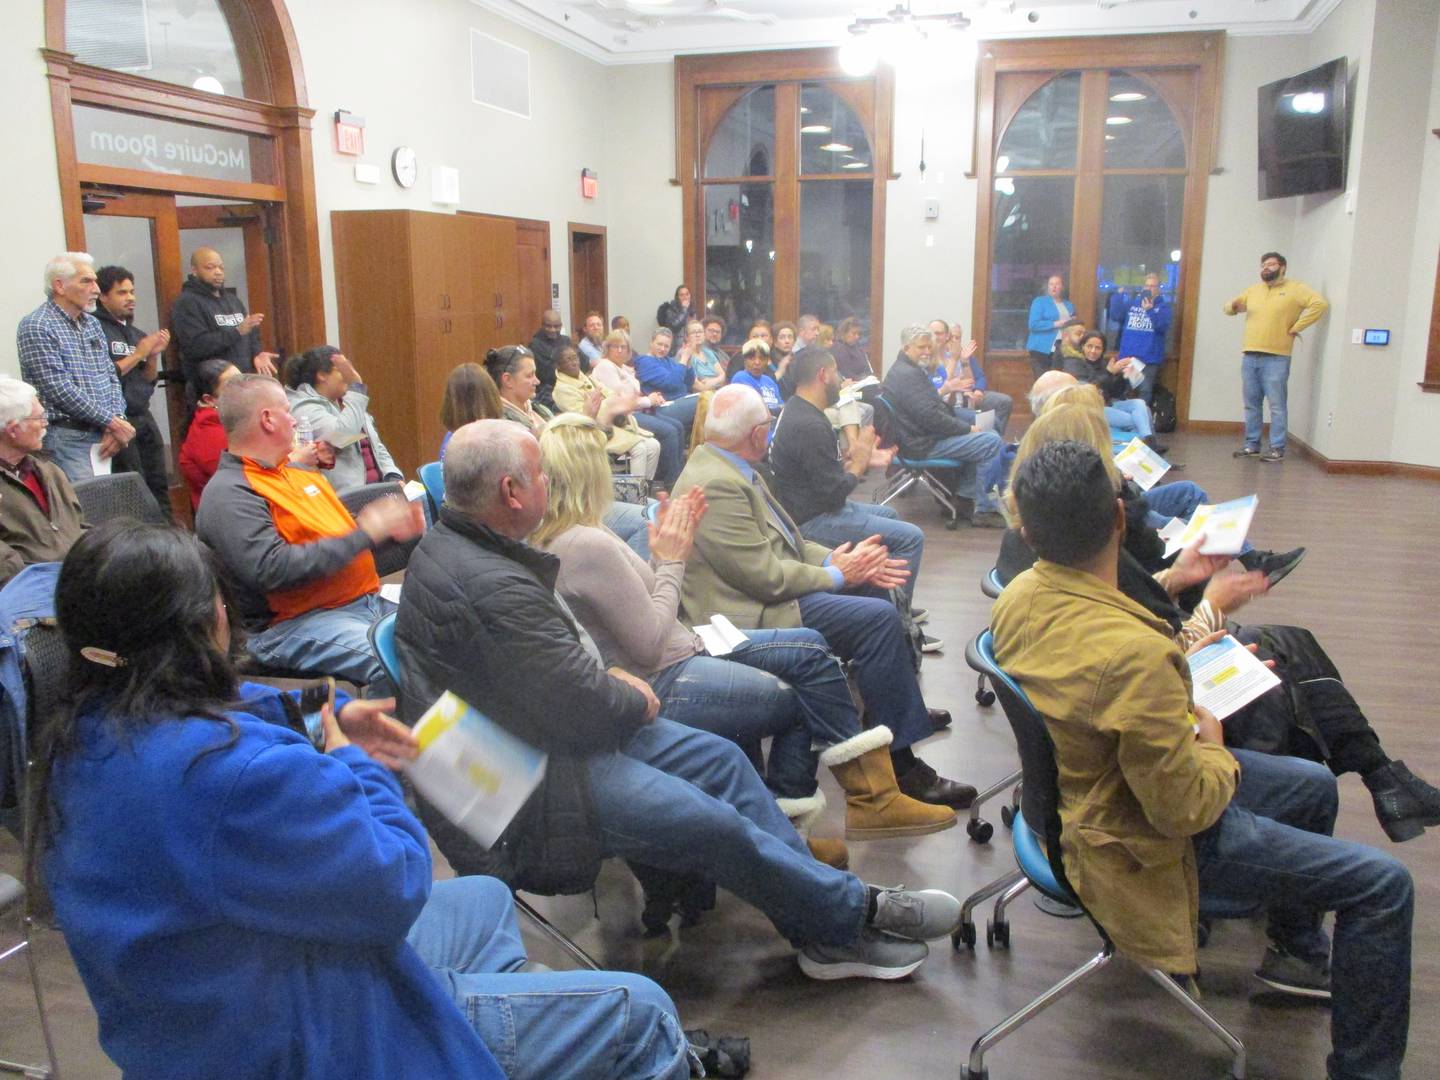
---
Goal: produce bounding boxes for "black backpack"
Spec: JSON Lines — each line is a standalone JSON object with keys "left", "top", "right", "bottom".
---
{"left": 1151, "top": 384, "right": 1177, "bottom": 433}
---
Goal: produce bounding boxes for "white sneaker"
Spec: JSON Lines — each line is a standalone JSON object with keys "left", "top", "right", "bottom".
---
{"left": 799, "top": 929, "right": 929, "bottom": 981}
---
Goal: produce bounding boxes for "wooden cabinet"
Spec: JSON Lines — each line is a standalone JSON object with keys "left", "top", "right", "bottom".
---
{"left": 332, "top": 209, "right": 547, "bottom": 478}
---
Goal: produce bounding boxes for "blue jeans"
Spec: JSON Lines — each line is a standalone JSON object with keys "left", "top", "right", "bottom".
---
{"left": 407, "top": 876, "right": 689, "bottom": 1080}
{"left": 42, "top": 424, "right": 104, "bottom": 484}
{"left": 649, "top": 627, "right": 859, "bottom": 800}
{"left": 1104, "top": 400, "right": 1153, "bottom": 439}
{"left": 954, "top": 390, "right": 1014, "bottom": 440}
{"left": 1195, "top": 750, "right": 1412, "bottom": 1080}
{"left": 603, "top": 501, "right": 651, "bottom": 560}
{"left": 1137, "top": 362, "right": 1162, "bottom": 404}
{"left": 796, "top": 590, "right": 931, "bottom": 750}
{"left": 634, "top": 412, "right": 686, "bottom": 484}
{"left": 654, "top": 394, "right": 698, "bottom": 435}
{"left": 1241, "top": 352, "right": 1291, "bottom": 451}
{"left": 585, "top": 719, "right": 868, "bottom": 947}
{"left": 927, "top": 431, "right": 1005, "bottom": 513}
{"left": 246, "top": 592, "right": 394, "bottom": 690}
{"left": 800, "top": 500, "right": 925, "bottom": 608}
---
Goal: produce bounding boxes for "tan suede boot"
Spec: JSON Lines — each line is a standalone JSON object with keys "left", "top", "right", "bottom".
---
{"left": 822, "top": 727, "right": 957, "bottom": 839}
{"left": 776, "top": 790, "right": 850, "bottom": 869}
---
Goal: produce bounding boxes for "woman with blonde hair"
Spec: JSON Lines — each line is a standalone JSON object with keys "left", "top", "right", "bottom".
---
{"left": 535, "top": 414, "right": 955, "bottom": 855}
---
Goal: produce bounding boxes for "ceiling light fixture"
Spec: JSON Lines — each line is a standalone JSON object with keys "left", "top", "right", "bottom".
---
{"left": 1109, "top": 91, "right": 1146, "bottom": 102}
{"left": 842, "top": 161, "right": 869, "bottom": 169}
{"left": 839, "top": 4, "right": 971, "bottom": 75}
{"left": 1106, "top": 116, "right": 1133, "bottom": 125}
{"left": 800, "top": 124, "right": 832, "bottom": 134}
{"left": 819, "top": 142, "right": 854, "bottom": 152}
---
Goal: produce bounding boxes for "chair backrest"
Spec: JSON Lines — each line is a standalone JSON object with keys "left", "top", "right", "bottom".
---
{"left": 369, "top": 611, "right": 400, "bottom": 689}
{"left": 418, "top": 462, "right": 445, "bottom": 519}
{"left": 967, "top": 629, "right": 1073, "bottom": 893}
{"left": 338, "top": 481, "right": 419, "bottom": 578}
{"left": 73, "top": 473, "right": 167, "bottom": 527}
{"left": 981, "top": 567, "right": 1004, "bottom": 599}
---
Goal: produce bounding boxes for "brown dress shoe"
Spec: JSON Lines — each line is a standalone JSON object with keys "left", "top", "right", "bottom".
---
{"left": 806, "top": 837, "right": 850, "bottom": 869}
{"left": 928, "top": 708, "right": 952, "bottom": 732}
{"left": 896, "top": 759, "right": 978, "bottom": 809}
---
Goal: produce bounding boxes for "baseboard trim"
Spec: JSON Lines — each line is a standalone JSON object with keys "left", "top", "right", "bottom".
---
{"left": 1177, "top": 420, "right": 1440, "bottom": 480}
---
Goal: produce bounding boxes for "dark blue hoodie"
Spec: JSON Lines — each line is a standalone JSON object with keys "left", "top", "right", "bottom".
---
{"left": 1118, "top": 294, "right": 1171, "bottom": 366}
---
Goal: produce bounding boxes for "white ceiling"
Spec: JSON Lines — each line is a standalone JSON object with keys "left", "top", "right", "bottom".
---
{"left": 469, "top": 0, "right": 1342, "bottom": 64}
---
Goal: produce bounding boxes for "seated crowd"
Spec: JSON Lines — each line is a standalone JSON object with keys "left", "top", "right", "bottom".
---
{"left": 5, "top": 255, "right": 1432, "bottom": 1080}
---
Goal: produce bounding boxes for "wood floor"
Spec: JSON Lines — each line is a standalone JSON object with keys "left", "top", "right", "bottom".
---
{"left": 0, "top": 432, "right": 1435, "bottom": 1078}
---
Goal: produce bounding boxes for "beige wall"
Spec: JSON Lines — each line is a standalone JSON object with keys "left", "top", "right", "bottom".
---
{"left": 3, "top": 3, "right": 68, "bottom": 377}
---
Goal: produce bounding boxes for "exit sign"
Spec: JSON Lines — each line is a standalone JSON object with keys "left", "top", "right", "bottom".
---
{"left": 334, "top": 110, "right": 365, "bottom": 156}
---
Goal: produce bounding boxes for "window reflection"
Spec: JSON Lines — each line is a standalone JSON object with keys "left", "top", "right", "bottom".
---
{"left": 1094, "top": 173, "right": 1185, "bottom": 352}
{"left": 1103, "top": 73, "right": 1185, "bottom": 168}
{"left": 703, "top": 86, "right": 776, "bottom": 178}
{"left": 799, "top": 84, "right": 872, "bottom": 175}
{"left": 987, "top": 176, "right": 1075, "bottom": 351}
{"left": 67, "top": 0, "right": 248, "bottom": 99}
{"left": 996, "top": 72, "right": 1081, "bottom": 171}
{"left": 800, "top": 181, "right": 872, "bottom": 337}
{"left": 704, "top": 183, "right": 774, "bottom": 344}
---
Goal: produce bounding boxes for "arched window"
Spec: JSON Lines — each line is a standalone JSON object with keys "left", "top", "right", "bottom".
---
{"left": 66, "top": 0, "right": 249, "bottom": 98}
{"left": 973, "top": 35, "right": 1222, "bottom": 423}
{"left": 679, "top": 52, "right": 893, "bottom": 357}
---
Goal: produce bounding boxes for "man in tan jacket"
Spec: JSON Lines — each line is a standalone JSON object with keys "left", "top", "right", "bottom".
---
{"left": 0, "top": 375, "right": 83, "bottom": 586}
{"left": 992, "top": 439, "right": 1412, "bottom": 1080}
{"left": 673, "top": 384, "right": 976, "bottom": 811}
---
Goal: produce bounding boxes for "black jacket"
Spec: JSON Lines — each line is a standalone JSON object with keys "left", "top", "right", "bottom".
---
{"left": 1061, "top": 349, "right": 1129, "bottom": 405}
{"left": 92, "top": 306, "right": 157, "bottom": 415}
{"left": 170, "top": 276, "right": 260, "bottom": 379}
{"left": 526, "top": 331, "right": 565, "bottom": 412}
{"left": 881, "top": 352, "right": 971, "bottom": 456}
{"left": 656, "top": 300, "right": 692, "bottom": 344}
{"left": 769, "top": 394, "right": 858, "bottom": 525}
{"left": 395, "top": 507, "right": 649, "bottom": 893}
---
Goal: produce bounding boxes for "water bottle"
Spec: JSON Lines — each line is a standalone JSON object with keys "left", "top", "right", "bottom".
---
{"left": 295, "top": 420, "right": 313, "bottom": 448}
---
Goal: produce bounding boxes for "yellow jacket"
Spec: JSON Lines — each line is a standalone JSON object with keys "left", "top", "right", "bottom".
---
{"left": 1222, "top": 277, "right": 1328, "bottom": 356}
{"left": 991, "top": 561, "right": 1239, "bottom": 973}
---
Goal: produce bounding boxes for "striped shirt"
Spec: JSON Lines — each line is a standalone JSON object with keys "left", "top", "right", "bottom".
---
{"left": 16, "top": 301, "right": 125, "bottom": 428}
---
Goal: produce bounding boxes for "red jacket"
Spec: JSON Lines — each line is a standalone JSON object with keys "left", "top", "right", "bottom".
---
{"left": 178, "top": 407, "right": 227, "bottom": 509}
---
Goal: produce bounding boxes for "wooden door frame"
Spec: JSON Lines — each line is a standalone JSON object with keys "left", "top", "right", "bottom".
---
{"left": 675, "top": 50, "right": 894, "bottom": 364}
{"left": 42, "top": 0, "right": 325, "bottom": 355}
{"left": 969, "top": 32, "right": 1223, "bottom": 425}
{"left": 567, "top": 222, "right": 608, "bottom": 330}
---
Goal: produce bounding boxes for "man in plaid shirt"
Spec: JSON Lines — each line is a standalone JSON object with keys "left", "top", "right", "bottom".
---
{"left": 16, "top": 253, "right": 134, "bottom": 483}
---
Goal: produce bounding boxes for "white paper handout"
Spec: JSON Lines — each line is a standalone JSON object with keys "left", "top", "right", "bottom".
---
{"left": 1156, "top": 517, "right": 1187, "bottom": 544}
{"left": 1187, "top": 634, "right": 1282, "bottom": 722}
{"left": 1114, "top": 437, "right": 1171, "bottom": 490}
{"left": 836, "top": 375, "right": 879, "bottom": 408}
{"left": 971, "top": 409, "right": 997, "bottom": 433}
{"left": 89, "top": 442, "right": 113, "bottom": 476}
{"left": 1123, "top": 357, "right": 1146, "bottom": 388}
{"left": 693, "top": 613, "right": 749, "bottom": 657}
{"left": 378, "top": 582, "right": 403, "bottom": 604}
{"left": 402, "top": 479, "right": 428, "bottom": 503}
{"left": 405, "top": 692, "right": 547, "bottom": 849}
{"left": 1162, "top": 495, "right": 1259, "bottom": 558}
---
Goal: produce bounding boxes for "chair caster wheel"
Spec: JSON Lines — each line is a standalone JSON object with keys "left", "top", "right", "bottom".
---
{"left": 953, "top": 921, "right": 977, "bottom": 951}
{"left": 945, "top": 518, "right": 959, "bottom": 531}
{"left": 975, "top": 688, "right": 996, "bottom": 707}
{"left": 986, "top": 919, "right": 1010, "bottom": 949}
{"left": 1000, "top": 805, "right": 1014, "bottom": 829}
{"left": 967, "top": 818, "right": 994, "bottom": 844}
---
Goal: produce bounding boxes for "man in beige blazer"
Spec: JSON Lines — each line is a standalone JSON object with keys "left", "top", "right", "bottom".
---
{"left": 672, "top": 385, "right": 975, "bottom": 809}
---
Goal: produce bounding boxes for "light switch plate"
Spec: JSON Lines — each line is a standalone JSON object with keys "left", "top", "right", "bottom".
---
{"left": 354, "top": 163, "right": 381, "bottom": 184}
{"left": 1351, "top": 328, "right": 1363, "bottom": 344}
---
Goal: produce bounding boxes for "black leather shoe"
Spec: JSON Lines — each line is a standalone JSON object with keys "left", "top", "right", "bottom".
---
{"left": 896, "top": 758, "right": 976, "bottom": 809}
{"left": 927, "top": 708, "right": 952, "bottom": 732}
{"left": 1364, "top": 761, "right": 1440, "bottom": 842}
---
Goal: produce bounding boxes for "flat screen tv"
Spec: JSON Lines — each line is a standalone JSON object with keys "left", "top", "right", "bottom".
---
{"left": 1257, "top": 57, "right": 1349, "bottom": 200}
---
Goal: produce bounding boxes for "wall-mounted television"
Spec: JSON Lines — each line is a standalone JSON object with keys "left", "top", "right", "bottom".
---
{"left": 1257, "top": 57, "right": 1349, "bottom": 200}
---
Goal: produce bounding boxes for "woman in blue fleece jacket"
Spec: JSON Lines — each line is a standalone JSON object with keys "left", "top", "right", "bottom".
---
{"left": 30, "top": 522, "right": 688, "bottom": 1080}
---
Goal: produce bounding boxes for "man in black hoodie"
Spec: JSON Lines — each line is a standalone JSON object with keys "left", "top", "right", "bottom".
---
{"left": 170, "top": 247, "right": 277, "bottom": 404}
{"left": 525, "top": 309, "right": 566, "bottom": 412}
{"left": 95, "top": 266, "right": 172, "bottom": 516}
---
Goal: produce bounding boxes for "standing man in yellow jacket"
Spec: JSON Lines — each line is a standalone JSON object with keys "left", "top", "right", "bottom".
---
{"left": 1224, "top": 251, "right": 1328, "bottom": 462}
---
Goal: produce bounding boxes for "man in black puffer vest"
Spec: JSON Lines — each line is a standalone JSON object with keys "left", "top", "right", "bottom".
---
{"left": 395, "top": 419, "right": 967, "bottom": 983}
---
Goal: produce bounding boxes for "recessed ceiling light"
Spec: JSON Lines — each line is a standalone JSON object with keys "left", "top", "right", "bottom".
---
{"left": 800, "top": 124, "right": 832, "bottom": 134}
{"left": 842, "top": 161, "right": 869, "bottom": 169}
{"left": 800, "top": 106, "right": 811, "bottom": 114}
{"left": 1110, "top": 91, "right": 1146, "bottom": 102}
{"left": 1105, "top": 134, "right": 1116, "bottom": 141}
{"left": 1106, "top": 116, "right": 1133, "bottom": 126}
{"left": 192, "top": 75, "right": 225, "bottom": 94}
{"left": 819, "top": 142, "right": 854, "bottom": 152}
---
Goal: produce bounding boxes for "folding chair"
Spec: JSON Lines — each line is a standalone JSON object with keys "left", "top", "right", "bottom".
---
{"left": 0, "top": 875, "right": 60, "bottom": 1078}
{"left": 368, "top": 613, "right": 600, "bottom": 971}
{"left": 956, "top": 628, "right": 1247, "bottom": 1080}
{"left": 869, "top": 394, "right": 965, "bottom": 529}
{"left": 418, "top": 462, "right": 445, "bottom": 520}
{"left": 72, "top": 473, "right": 167, "bottom": 527}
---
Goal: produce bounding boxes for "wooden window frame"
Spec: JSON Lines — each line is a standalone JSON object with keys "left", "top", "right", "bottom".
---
{"left": 675, "top": 49, "right": 895, "bottom": 366}
{"left": 971, "top": 32, "right": 1224, "bottom": 424}
{"left": 42, "top": 0, "right": 326, "bottom": 353}
{"left": 1423, "top": 129, "right": 1440, "bottom": 393}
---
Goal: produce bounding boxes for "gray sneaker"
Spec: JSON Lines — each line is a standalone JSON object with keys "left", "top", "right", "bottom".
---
{"left": 798, "top": 929, "right": 929, "bottom": 981}
{"left": 1259, "top": 447, "right": 1286, "bottom": 462}
{"left": 869, "top": 885, "right": 963, "bottom": 940}
{"left": 1233, "top": 445, "right": 1261, "bottom": 458}
{"left": 1255, "top": 946, "right": 1332, "bottom": 1001}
